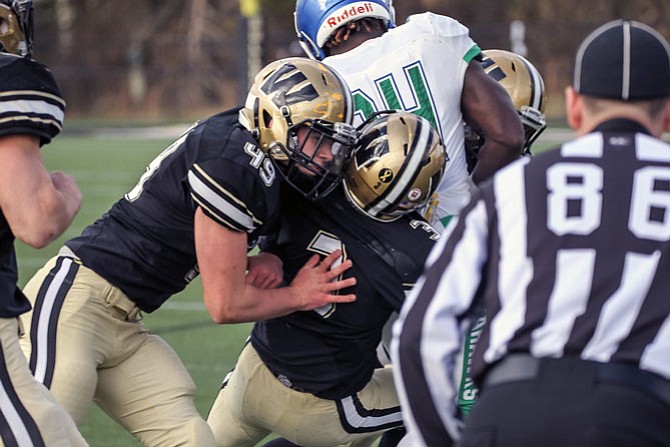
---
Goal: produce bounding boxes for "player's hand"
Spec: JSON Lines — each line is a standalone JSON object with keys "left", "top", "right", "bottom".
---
{"left": 50, "top": 171, "right": 82, "bottom": 213}
{"left": 246, "top": 252, "right": 283, "bottom": 289}
{"left": 290, "top": 250, "right": 356, "bottom": 311}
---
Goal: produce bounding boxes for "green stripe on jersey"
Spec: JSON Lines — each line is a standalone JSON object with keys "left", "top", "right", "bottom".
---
{"left": 463, "top": 45, "right": 482, "bottom": 63}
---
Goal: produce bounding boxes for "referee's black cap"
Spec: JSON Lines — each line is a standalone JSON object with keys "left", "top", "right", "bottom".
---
{"left": 574, "top": 19, "right": 670, "bottom": 100}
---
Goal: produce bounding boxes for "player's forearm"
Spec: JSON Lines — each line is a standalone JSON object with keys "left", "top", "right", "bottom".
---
{"left": 200, "top": 230, "right": 356, "bottom": 324}
{"left": 205, "top": 283, "right": 306, "bottom": 324}
{"left": 27, "top": 183, "right": 81, "bottom": 247}
{"left": 470, "top": 139, "right": 521, "bottom": 184}
{"left": 1, "top": 138, "right": 82, "bottom": 248}
{"left": 205, "top": 253, "right": 357, "bottom": 324}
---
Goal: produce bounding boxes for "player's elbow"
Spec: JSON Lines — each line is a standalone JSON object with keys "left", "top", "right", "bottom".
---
{"left": 9, "top": 195, "right": 73, "bottom": 248}
{"left": 13, "top": 220, "right": 62, "bottom": 248}
{"left": 206, "top": 304, "right": 235, "bottom": 324}
{"left": 208, "top": 311, "right": 241, "bottom": 325}
{"left": 485, "top": 120, "right": 525, "bottom": 155}
{"left": 204, "top": 294, "right": 244, "bottom": 324}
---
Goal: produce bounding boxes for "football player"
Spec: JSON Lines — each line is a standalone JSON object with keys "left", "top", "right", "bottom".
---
{"left": 464, "top": 49, "right": 548, "bottom": 172}
{"left": 206, "top": 112, "right": 445, "bottom": 447}
{"left": 294, "top": 0, "right": 525, "bottom": 231}
{"left": 19, "top": 57, "right": 358, "bottom": 446}
{"left": 0, "top": 0, "right": 88, "bottom": 445}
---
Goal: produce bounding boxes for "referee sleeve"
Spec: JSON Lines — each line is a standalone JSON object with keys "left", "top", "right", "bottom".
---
{"left": 391, "top": 196, "right": 490, "bottom": 446}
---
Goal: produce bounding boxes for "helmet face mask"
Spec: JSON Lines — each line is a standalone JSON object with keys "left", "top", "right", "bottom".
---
{"left": 344, "top": 111, "right": 447, "bottom": 222}
{"left": 519, "top": 105, "right": 546, "bottom": 151}
{"left": 241, "top": 57, "right": 356, "bottom": 200}
{"left": 276, "top": 119, "right": 357, "bottom": 199}
{"left": 0, "top": 0, "right": 33, "bottom": 57}
{"left": 294, "top": 0, "right": 395, "bottom": 60}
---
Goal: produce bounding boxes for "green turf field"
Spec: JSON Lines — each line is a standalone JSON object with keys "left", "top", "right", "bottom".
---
{"left": 14, "top": 128, "right": 566, "bottom": 446}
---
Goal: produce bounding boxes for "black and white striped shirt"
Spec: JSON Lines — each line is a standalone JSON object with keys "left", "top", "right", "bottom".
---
{"left": 392, "top": 119, "right": 670, "bottom": 446}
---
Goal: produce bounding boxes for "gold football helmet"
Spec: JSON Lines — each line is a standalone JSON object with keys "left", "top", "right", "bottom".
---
{"left": 240, "top": 57, "right": 356, "bottom": 200}
{"left": 481, "top": 49, "right": 547, "bottom": 153}
{"left": 0, "top": 1, "right": 33, "bottom": 57}
{"left": 344, "top": 111, "right": 447, "bottom": 222}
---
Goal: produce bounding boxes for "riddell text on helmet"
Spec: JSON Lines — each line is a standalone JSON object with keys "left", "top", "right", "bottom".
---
{"left": 325, "top": 3, "right": 375, "bottom": 28}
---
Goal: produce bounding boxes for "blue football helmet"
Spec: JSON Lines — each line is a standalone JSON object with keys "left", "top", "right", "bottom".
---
{"left": 294, "top": 0, "right": 395, "bottom": 60}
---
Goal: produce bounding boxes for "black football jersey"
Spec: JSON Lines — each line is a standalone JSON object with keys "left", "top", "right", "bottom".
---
{"left": 251, "top": 186, "right": 439, "bottom": 399}
{"left": 66, "top": 108, "right": 281, "bottom": 312}
{"left": 0, "top": 54, "right": 65, "bottom": 317}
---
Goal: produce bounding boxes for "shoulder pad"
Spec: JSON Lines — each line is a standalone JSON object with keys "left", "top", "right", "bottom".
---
{"left": 0, "top": 52, "right": 21, "bottom": 69}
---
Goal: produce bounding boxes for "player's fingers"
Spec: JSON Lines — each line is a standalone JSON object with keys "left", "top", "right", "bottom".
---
{"left": 266, "top": 276, "right": 282, "bottom": 289}
{"left": 328, "top": 292, "right": 356, "bottom": 303}
{"left": 256, "top": 276, "right": 271, "bottom": 289}
{"left": 304, "top": 254, "right": 321, "bottom": 269}
{"left": 318, "top": 250, "right": 343, "bottom": 271}
{"left": 328, "top": 259, "right": 353, "bottom": 277}
{"left": 245, "top": 271, "right": 259, "bottom": 286}
{"left": 326, "top": 277, "right": 356, "bottom": 292}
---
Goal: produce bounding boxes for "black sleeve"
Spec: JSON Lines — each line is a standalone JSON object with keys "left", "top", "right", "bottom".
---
{"left": 0, "top": 54, "right": 65, "bottom": 145}
{"left": 257, "top": 233, "right": 280, "bottom": 256}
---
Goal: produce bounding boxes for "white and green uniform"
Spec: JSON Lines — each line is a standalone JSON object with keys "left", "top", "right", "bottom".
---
{"left": 323, "top": 12, "right": 481, "bottom": 231}
{"left": 323, "top": 13, "right": 483, "bottom": 421}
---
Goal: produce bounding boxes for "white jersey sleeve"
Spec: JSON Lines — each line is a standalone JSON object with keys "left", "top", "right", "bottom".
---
{"left": 324, "top": 12, "right": 481, "bottom": 228}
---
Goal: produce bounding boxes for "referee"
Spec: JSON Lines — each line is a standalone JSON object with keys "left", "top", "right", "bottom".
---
{"left": 392, "top": 19, "right": 670, "bottom": 447}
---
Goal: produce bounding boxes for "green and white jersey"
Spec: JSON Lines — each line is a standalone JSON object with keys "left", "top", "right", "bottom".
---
{"left": 324, "top": 12, "right": 481, "bottom": 230}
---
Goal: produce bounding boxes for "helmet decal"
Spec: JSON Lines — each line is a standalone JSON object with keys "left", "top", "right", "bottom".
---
{"left": 260, "top": 63, "right": 319, "bottom": 107}
{"left": 408, "top": 188, "right": 422, "bottom": 202}
{"left": 378, "top": 168, "right": 394, "bottom": 184}
{"left": 316, "top": 2, "right": 392, "bottom": 49}
{"left": 481, "top": 57, "right": 507, "bottom": 82}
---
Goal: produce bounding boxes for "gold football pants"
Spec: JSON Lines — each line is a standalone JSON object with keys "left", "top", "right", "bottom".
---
{"left": 207, "top": 343, "right": 403, "bottom": 447}
{"left": 20, "top": 254, "right": 215, "bottom": 447}
{"left": 0, "top": 316, "right": 87, "bottom": 446}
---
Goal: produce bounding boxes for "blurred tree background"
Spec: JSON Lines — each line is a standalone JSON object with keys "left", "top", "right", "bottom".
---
{"left": 32, "top": 0, "right": 669, "bottom": 123}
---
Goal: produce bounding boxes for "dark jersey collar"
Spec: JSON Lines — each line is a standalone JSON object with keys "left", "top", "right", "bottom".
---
{"left": 592, "top": 118, "right": 652, "bottom": 136}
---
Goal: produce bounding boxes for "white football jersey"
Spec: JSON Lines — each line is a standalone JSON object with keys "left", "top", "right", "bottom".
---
{"left": 324, "top": 12, "right": 480, "bottom": 231}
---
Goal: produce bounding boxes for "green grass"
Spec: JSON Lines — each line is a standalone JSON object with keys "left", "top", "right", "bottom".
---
{"left": 14, "top": 128, "right": 570, "bottom": 446}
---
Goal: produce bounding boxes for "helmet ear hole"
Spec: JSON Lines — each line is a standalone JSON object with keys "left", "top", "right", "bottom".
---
{"left": 262, "top": 110, "right": 273, "bottom": 128}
